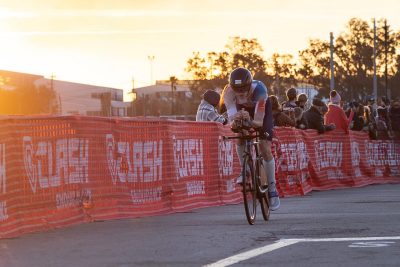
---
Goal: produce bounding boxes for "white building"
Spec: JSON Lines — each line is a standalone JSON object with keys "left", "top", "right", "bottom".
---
{"left": 0, "top": 70, "right": 130, "bottom": 116}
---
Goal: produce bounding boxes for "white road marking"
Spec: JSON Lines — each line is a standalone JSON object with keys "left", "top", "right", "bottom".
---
{"left": 204, "top": 239, "right": 299, "bottom": 267}
{"left": 348, "top": 241, "right": 396, "bottom": 248}
{"left": 204, "top": 236, "right": 400, "bottom": 267}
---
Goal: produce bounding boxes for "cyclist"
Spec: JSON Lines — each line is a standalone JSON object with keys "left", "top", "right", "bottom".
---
{"left": 221, "top": 67, "right": 280, "bottom": 211}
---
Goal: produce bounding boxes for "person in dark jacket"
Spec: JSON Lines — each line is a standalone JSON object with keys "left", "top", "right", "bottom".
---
{"left": 303, "top": 98, "right": 335, "bottom": 134}
{"left": 294, "top": 107, "right": 308, "bottom": 129}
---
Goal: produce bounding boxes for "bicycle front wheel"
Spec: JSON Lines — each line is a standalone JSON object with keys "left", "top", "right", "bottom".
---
{"left": 242, "top": 155, "right": 257, "bottom": 225}
{"left": 258, "top": 161, "right": 270, "bottom": 221}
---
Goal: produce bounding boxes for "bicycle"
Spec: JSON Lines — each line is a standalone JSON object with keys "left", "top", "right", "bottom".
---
{"left": 223, "top": 119, "right": 270, "bottom": 225}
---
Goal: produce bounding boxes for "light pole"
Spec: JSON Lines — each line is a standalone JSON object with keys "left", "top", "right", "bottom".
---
{"left": 148, "top": 55, "right": 155, "bottom": 85}
{"left": 128, "top": 76, "right": 137, "bottom": 116}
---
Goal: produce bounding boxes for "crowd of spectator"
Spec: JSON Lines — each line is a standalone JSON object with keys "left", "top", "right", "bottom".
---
{"left": 196, "top": 86, "right": 400, "bottom": 140}
{"left": 272, "top": 88, "right": 400, "bottom": 139}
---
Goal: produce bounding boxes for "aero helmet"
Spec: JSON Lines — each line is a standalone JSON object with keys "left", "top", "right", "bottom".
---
{"left": 229, "top": 67, "right": 253, "bottom": 93}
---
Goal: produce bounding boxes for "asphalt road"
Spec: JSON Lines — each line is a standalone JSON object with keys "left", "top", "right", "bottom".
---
{"left": 1, "top": 183, "right": 399, "bottom": 267}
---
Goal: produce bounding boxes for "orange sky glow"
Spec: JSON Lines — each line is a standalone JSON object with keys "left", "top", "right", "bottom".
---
{"left": 0, "top": 0, "right": 399, "bottom": 100}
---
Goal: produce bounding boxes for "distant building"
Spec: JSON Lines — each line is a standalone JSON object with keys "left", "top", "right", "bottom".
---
{"left": 134, "top": 80, "right": 193, "bottom": 98}
{"left": 0, "top": 70, "right": 130, "bottom": 116}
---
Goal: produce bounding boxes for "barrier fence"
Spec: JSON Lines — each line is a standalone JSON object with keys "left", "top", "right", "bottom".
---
{"left": 0, "top": 116, "right": 399, "bottom": 238}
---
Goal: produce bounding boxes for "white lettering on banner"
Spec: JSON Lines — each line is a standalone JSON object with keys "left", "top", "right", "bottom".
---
{"left": 172, "top": 136, "right": 204, "bottom": 179}
{"left": 351, "top": 142, "right": 362, "bottom": 177}
{"left": 218, "top": 137, "right": 233, "bottom": 177}
{"left": 0, "top": 144, "right": 5, "bottom": 194}
{"left": 131, "top": 187, "right": 162, "bottom": 204}
{"left": 365, "top": 141, "right": 400, "bottom": 166}
{"left": 23, "top": 137, "right": 89, "bottom": 193}
{"left": 226, "top": 178, "right": 236, "bottom": 193}
{"left": 186, "top": 180, "right": 205, "bottom": 196}
{"left": 105, "top": 134, "right": 163, "bottom": 185}
{"left": 280, "top": 142, "right": 309, "bottom": 171}
{"left": 0, "top": 201, "right": 8, "bottom": 221}
{"left": 56, "top": 189, "right": 91, "bottom": 209}
{"left": 314, "top": 141, "right": 343, "bottom": 171}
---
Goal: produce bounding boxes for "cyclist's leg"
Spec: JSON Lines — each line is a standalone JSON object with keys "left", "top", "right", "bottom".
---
{"left": 259, "top": 97, "right": 280, "bottom": 210}
{"left": 235, "top": 139, "right": 245, "bottom": 184}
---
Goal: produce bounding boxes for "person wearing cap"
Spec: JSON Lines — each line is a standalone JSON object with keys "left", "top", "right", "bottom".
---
{"left": 303, "top": 97, "right": 336, "bottom": 134}
{"left": 281, "top": 87, "right": 298, "bottom": 121}
{"left": 325, "top": 90, "right": 354, "bottom": 134}
{"left": 221, "top": 67, "right": 280, "bottom": 211}
{"left": 196, "top": 90, "right": 227, "bottom": 124}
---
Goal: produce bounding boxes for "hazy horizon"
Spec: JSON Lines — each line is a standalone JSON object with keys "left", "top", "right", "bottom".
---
{"left": 1, "top": 0, "right": 399, "bottom": 100}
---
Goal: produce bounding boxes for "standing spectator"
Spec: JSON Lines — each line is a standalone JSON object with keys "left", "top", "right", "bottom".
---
{"left": 281, "top": 87, "right": 297, "bottom": 121}
{"left": 325, "top": 90, "right": 354, "bottom": 134}
{"left": 303, "top": 98, "right": 336, "bottom": 134}
{"left": 196, "top": 90, "right": 227, "bottom": 124}
{"left": 270, "top": 95, "right": 295, "bottom": 127}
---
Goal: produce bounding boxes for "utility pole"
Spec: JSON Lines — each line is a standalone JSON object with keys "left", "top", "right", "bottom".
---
{"left": 329, "top": 32, "right": 335, "bottom": 92}
{"left": 50, "top": 73, "right": 56, "bottom": 114}
{"left": 384, "top": 19, "right": 389, "bottom": 100}
{"left": 170, "top": 76, "right": 177, "bottom": 115}
{"left": 148, "top": 55, "right": 155, "bottom": 85}
{"left": 373, "top": 19, "right": 378, "bottom": 102}
{"left": 129, "top": 76, "right": 136, "bottom": 116}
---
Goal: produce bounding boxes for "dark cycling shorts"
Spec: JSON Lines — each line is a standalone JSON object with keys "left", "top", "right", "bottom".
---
{"left": 236, "top": 97, "right": 273, "bottom": 141}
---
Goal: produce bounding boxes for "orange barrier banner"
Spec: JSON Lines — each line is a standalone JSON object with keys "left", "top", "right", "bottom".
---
{"left": 273, "top": 127, "right": 400, "bottom": 196}
{"left": 0, "top": 116, "right": 398, "bottom": 238}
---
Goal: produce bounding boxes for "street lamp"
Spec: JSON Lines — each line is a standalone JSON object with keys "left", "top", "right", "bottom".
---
{"left": 128, "top": 77, "right": 137, "bottom": 116}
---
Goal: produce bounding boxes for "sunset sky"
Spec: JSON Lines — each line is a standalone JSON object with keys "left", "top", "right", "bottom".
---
{"left": 0, "top": 0, "right": 399, "bottom": 100}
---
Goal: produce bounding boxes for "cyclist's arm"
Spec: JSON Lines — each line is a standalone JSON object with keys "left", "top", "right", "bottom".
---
{"left": 251, "top": 81, "right": 268, "bottom": 128}
{"left": 252, "top": 96, "right": 267, "bottom": 128}
{"left": 223, "top": 86, "right": 239, "bottom": 123}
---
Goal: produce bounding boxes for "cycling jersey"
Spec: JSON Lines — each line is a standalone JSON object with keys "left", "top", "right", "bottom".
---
{"left": 223, "top": 80, "right": 273, "bottom": 140}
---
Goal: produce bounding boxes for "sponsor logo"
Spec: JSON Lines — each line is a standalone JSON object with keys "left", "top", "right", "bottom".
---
{"left": 365, "top": 141, "right": 400, "bottom": 166}
{"left": 218, "top": 137, "right": 233, "bottom": 177}
{"left": 186, "top": 180, "right": 205, "bottom": 196}
{"left": 56, "top": 189, "right": 92, "bottom": 209}
{"left": 279, "top": 142, "right": 309, "bottom": 171}
{"left": 314, "top": 141, "right": 343, "bottom": 171}
{"left": 172, "top": 136, "right": 204, "bottom": 179}
{"left": 131, "top": 187, "right": 162, "bottom": 204}
{"left": 106, "top": 134, "right": 163, "bottom": 185}
{"left": 22, "top": 136, "right": 89, "bottom": 193}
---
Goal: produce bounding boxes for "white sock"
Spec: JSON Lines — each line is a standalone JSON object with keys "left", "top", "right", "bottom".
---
{"left": 263, "top": 158, "right": 277, "bottom": 192}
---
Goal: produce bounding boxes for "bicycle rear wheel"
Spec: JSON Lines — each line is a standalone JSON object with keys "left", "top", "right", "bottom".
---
{"left": 242, "top": 155, "right": 257, "bottom": 225}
